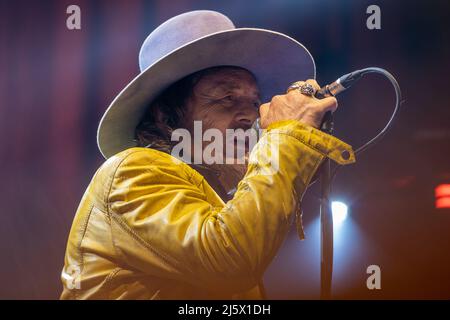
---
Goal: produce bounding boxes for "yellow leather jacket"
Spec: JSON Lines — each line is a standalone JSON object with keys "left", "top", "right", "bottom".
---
{"left": 60, "top": 120, "right": 355, "bottom": 299}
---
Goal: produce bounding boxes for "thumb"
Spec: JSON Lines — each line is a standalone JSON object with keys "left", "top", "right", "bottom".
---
{"left": 315, "top": 96, "right": 338, "bottom": 113}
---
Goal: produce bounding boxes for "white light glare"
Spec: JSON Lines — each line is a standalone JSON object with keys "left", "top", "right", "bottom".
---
{"left": 331, "top": 201, "right": 348, "bottom": 225}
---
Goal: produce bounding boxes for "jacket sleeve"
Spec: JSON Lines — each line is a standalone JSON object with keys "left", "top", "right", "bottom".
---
{"left": 107, "top": 120, "right": 355, "bottom": 294}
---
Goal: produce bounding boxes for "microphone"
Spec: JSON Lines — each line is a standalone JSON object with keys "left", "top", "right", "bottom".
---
{"left": 252, "top": 69, "right": 373, "bottom": 134}
{"left": 315, "top": 69, "right": 365, "bottom": 133}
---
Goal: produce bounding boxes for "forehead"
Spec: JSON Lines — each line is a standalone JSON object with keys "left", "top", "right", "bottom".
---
{"left": 195, "top": 68, "right": 260, "bottom": 96}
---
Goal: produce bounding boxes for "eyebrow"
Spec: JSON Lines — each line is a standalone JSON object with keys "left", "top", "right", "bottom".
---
{"left": 208, "top": 80, "right": 260, "bottom": 99}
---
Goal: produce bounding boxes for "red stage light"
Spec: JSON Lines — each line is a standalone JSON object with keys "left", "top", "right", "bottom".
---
{"left": 435, "top": 184, "right": 450, "bottom": 209}
{"left": 435, "top": 184, "right": 450, "bottom": 198}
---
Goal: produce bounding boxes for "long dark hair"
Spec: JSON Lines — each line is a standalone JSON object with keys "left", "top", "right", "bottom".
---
{"left": 134, "top": 71, "right": 201, "bottom": 153}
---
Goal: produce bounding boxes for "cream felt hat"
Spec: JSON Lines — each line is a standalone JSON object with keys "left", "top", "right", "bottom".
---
{"left": 97, "top": 10, "right": 315, "bottom": 159}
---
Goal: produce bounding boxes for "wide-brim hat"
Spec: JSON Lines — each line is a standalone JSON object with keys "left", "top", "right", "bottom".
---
{"left": 97, "top": 10, "right": 315, "bottom": 159}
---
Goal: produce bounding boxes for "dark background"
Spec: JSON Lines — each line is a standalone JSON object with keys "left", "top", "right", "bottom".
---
{"left": 1, "top": 0, "right": 449, "bottom": 299}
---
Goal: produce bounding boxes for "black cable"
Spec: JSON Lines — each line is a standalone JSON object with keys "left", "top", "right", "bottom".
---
{"left": 318, "top": 67, "right": 403, "bottom": 299}
{"left": 328, "top": 67, "right": 404, "bottom": 190}
{"left": 252, "top": 67, "right": 404, "bottom": 195}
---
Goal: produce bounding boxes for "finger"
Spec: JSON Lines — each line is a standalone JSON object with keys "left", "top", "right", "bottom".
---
{"left": 259, "top": 102, "right": 269, "bottom": 116}
{"left": 259, "top": 102, "right": 270, "bottom": 128}
{"left": 315, "top": 96, "right": 338, "bottom": 113}
{"left": 286, "top": 83, "right": 315, "bottom": 102}
{"left": 286, "top": 81, "right": 304, "bottom": 96}
{"left": 305, "top": 79, "right": 321, "bottom": 92}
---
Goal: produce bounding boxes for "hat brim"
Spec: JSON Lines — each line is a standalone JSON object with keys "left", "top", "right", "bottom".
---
{"left": 97, "top": 28, "right": 316, "bottom": 159}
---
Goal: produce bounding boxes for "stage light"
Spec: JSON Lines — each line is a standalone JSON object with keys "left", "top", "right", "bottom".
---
{"left": 332, "top": 201, "right": 348, "bottom": 226}
{"left": 435, "top": 184, "right": 450, "bottom": 209}
{"left": 435, "top": 184, "right": 450, "bottom": 198}
{"left": 436, "top": 197, "right": 450, "bottom": 209}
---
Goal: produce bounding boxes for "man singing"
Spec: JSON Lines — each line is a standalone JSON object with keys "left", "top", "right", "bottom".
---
{"left": 60, "top": 10, "right": 355, "bottom": 299}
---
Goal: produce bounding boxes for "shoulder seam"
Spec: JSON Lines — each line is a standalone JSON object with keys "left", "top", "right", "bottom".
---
{"left": 104, "top": 149, "right": 160, "bottom": 216}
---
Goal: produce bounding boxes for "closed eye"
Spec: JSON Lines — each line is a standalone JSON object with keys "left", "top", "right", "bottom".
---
{"left": 217, "top": 95, "right": 235, "bottom": 106}
{"left": 216, "top": 95, "right": 261, "bottom": 109}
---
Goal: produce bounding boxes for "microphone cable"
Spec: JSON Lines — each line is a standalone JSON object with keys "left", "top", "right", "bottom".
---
{"left": 317, "top": 67, "right": 405, "bottom": 190}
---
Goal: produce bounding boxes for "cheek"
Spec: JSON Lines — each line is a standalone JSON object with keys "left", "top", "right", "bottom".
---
{"left": 198, "top": 108, "right": 235, "bottom": 132}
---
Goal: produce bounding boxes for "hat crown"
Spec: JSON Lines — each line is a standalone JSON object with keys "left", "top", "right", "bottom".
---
{"left": 139, "top": 10, "right": 235, "bottom": 71}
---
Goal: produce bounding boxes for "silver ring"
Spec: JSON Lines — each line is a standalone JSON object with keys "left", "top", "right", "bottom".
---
{"left": 286, "top": 81, "right": 302, "bottom": 93}
{"left": 299, "top": 83, "right": 315, "bottom": 96}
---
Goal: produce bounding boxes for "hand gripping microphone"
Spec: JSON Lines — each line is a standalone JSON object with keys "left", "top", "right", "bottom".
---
{"left": 316, "top": 69, "right": 365, "bottom": 133}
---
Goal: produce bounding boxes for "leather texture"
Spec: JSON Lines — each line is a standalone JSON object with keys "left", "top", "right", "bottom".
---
{"left": 60, "top": 120, "right": 355, "bottom": 299}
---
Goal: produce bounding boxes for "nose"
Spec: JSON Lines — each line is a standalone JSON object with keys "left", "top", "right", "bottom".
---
{"left": 235, "top": 106, "right": 259, "bottom": 128}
